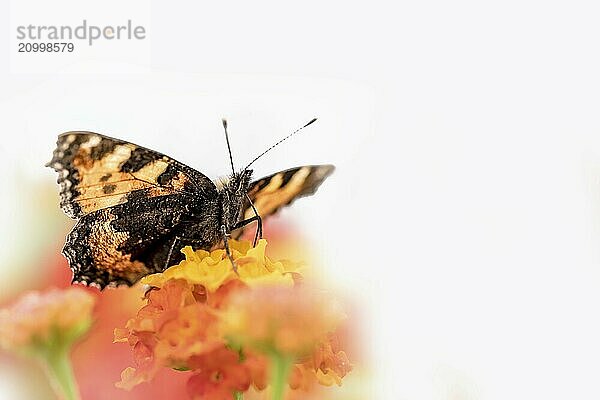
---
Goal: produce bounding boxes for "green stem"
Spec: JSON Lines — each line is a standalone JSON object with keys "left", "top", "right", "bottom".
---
{"left": 269, "top": 353, "right": 293, "bottom": 400}
{"left": 233, "top": 392, "right": 244, "bottom": 400}
{"left": 41, "top": 348, "right": 80, "bottom": 400}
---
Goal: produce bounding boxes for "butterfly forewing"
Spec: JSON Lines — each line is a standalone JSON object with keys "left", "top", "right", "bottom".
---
{"left": 47, "top": 132, "right": 216, "bottom": 218}
{"left": 232, "top": 165, "right": 335, "bottom": 238}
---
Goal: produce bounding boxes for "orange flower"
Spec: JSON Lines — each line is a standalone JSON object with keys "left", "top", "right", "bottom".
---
{"left": 186, "top": 347, "right": 251, "bottom": 400}
{"left": 0, "top": 287, "right": 95, "bottom": 350}
{"left": 115, "top": 239, "right": 352, "bottom": 400}
{"left": 0, "top": 287, "right": 96, "bottom": 400}
{"left": 221, "top": 285, "right": 351, "bottom": 398}
{"left": 290, "top": 334, "right": 352, "bottom": 389}
{"left": 221, "top": 285, "right": 345, "bottom": 357}
{"left": 115, "top": 240, "right": 299, "bottom": 395}
{"left": 114, "top": 279, "right": 225, "bottom": 390}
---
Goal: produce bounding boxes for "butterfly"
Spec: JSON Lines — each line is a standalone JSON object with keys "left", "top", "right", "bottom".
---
{"left": 47, "top": 119, "right": 334, "bottom": 289}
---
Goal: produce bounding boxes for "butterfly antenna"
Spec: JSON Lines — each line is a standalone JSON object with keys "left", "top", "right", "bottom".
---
{"left": 222, "top": 119, "right": 236, "bottom": 174}
{"left": 244, "top": 118, "right": 317, "bottom": 170}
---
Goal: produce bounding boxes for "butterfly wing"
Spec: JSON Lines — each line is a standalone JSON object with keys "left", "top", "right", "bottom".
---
{"left": 233, "top": 164, "right": 335, "bottom": 238}
{"left": 47, "top": 131, "right": 216, "bottom": 218}
{"left": 64, "top": 192, "right": 212, "bottom": 288}
{"left": 48, "top": 132, "right": 219, "bottom": 288}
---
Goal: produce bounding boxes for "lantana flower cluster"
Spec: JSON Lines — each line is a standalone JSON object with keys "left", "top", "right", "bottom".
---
{"left": 0, "top": 287, "right": 94, "bottom": 351}
{"left": 0, "top": 287, "right": 96, "bottom": 400}
{"left": 114, "top": 239, "right": 351, "bottom": 399}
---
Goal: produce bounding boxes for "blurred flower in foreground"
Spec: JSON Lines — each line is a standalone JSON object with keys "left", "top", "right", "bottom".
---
{"left": 115, "top": 239, "right": 352, "bottom": 400}
{"left": 222, "top": 286, "right": 351, "bottom": 399}
{"left": 0, "top": 287, "right": 95, "bottom": 400}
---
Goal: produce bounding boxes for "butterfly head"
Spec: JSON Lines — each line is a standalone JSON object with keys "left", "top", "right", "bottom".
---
{"left": 225, "top": 169, "right": 253, "bottom": 195}
{"left": 220, "top": 169, "right": 253, "bottom": 230}
{"left": 218, "top": 117, "right": 316, "bottom": 230}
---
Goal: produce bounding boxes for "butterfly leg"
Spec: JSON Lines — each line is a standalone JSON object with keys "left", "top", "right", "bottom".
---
{"left": 244, "top": 194, "right": 263, "bottom": 246}
{"left": 221, "top": 225, "right": 238, "bottom": 274}
{"left": 232, "top": 215, "right": 263, "bottom": 246}
{"left": 163, "top": 236, "right": 206, "bottom": 271}
{"left": 164, "top": 236, "right": 182, "bottom": 271}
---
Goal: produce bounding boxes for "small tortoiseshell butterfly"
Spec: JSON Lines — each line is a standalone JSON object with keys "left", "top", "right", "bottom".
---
{"left": 48, "top": 119, "right": 334, "bottom": 289}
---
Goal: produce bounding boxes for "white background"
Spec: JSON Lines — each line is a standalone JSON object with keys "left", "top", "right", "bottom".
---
{"left": 3, "top": 0, "right": 600, "bottom": 399}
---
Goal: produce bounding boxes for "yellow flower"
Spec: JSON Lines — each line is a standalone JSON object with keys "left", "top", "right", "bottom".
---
{"left": 141, "top": 239, "right": 299, "bottom": 292}
{"left": 116, "top": 240, "right": 304, "bottom": 395}
{"left": 116, "top": 239, "right": 352, "bottom": 400}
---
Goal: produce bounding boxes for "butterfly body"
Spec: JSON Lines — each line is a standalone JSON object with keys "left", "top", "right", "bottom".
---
{"left": 48, "top": 131, "right": 333, "bottom": 288}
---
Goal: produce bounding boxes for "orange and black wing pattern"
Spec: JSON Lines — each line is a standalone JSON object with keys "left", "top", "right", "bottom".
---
{"left": 47, "top": 132, "right": 215, "bottom": 218}
{"left": 48, "top": 132, "right": 218, "bottom": 288}
{"left": 234, "top": 165, "right": 335, "bottom": 237}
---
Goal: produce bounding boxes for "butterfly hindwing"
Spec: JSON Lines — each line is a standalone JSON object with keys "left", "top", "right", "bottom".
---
{"left": 233, "top": 165, "right": 335, "bottom": 238}
{"left": 64, "top": 191, "right": 208, "bottom": 288}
